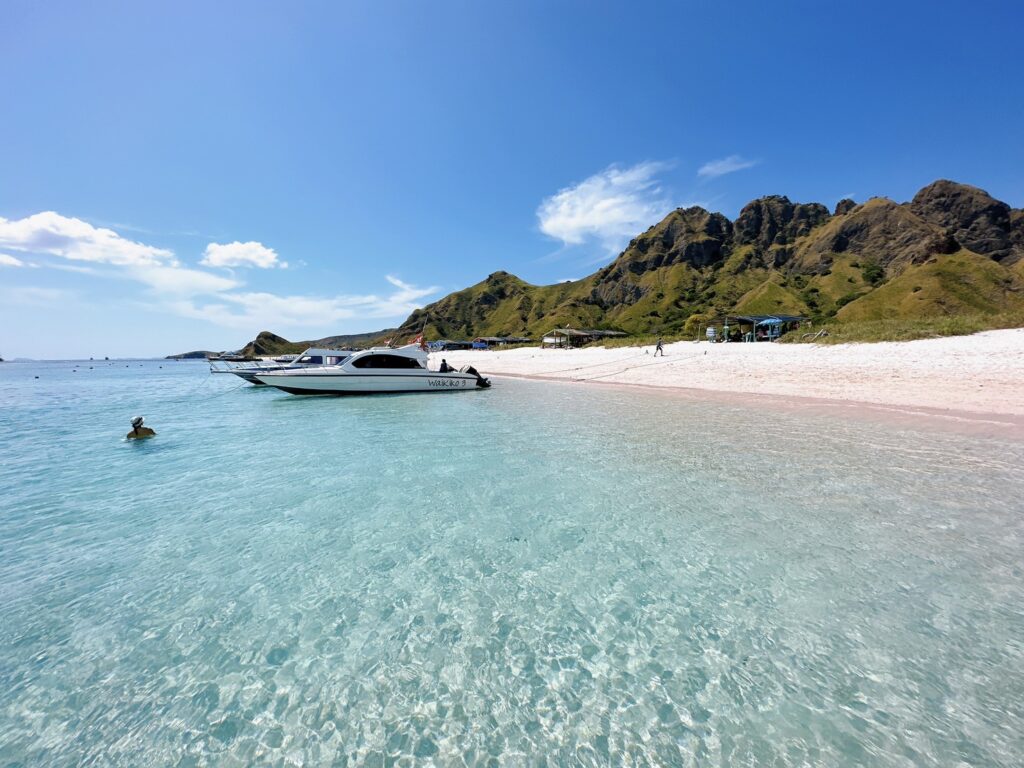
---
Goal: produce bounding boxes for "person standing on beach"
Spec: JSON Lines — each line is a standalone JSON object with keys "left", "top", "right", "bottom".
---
{"left": 654, "top": 338, "right": 664, "bottom": 356}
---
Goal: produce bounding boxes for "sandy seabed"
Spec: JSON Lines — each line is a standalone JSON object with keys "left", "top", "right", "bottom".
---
{"left": 434, "top": 329, "right": 1024, "bottom": 438}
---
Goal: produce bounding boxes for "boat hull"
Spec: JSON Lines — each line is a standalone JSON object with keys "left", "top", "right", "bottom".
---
{"left": 254, "top": 372, "right": 485, "bottom": 395}
{"left": 230, "top": 368, "right": 279, "bottom": 384}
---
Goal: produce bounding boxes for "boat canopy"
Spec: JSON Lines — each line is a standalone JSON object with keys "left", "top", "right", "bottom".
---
{"left": 725, "top": 314, "right": 805, "bottom": 326}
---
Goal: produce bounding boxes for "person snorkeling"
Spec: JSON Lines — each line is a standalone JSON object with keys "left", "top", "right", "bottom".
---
{"left": 126, "top": 416, "right": 156, "bottom": 439}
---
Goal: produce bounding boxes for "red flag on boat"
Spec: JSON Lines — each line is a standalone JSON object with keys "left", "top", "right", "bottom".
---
{"left": 413, "top": 333, "right": 427, "bottom": 350}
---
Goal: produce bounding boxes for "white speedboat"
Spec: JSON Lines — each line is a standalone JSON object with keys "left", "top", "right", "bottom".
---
{"left": 215, "top": 348, "right": 352, "bottom": 385}
{"left": 254, "top": 343, "right": 490, "bottom": 395}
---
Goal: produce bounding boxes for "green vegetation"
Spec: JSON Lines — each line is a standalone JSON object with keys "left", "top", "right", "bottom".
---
{"left": 397, "top": 181, "right": 1024, "bottom": 344}
{"left": 233, "top": 180, "right": 1024, "bottom": 353}
{"left": 239, "top": 328, "right": 399, "bottom": 357}
{"left": 861, "top": 260, "right": 885, "bottom": 285}
{"left": 781, "top": 311, "right": 1024, "bottom": 344}
{"left": 837, "top": 251, "right": 1024, "bottom": 321}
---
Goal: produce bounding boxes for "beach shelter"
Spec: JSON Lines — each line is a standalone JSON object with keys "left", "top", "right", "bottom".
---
{"left": 723, "top": 314, "right": 804, "bottom": 341}
{"left": 541, "top": 328, "right": 627, "bottom": 348}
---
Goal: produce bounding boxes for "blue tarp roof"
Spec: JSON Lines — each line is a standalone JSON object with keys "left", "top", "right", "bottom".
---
{"left": 727, "top": 314, "right": 804, "bottom": 325}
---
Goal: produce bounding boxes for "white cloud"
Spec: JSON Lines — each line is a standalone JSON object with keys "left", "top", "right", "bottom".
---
{"left": 697, "top": 155, "right": 758, "bottom": 178}
{"left": 1, "top": 210, "right": 439, "bottom": 331}
{"left": 43, "top": 263, "right": 100, "bottom": 275}
{"left": 0, "top": 212, "right": 174, "bottom": 266}
{"left": 537, "top": 162, "right": 672, "bottom": 254}
{"left": 201, "top": 241, "right": 285, "bottom": 269}
{"left": 129, "top": 265, "right": 241, "bottom": 295}
{"left": 382, "top": 274, "right": 437, "bottom": 308}
{"left": 166, "top": 276, "right": 440, "bottom": 330}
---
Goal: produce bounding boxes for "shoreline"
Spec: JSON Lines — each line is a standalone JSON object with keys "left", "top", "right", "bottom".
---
{"left": 435, "top": 328, "right": 1024, "bottom": 439}
{"left": 496, "top": 371, "right": 1024, "bottom": 439}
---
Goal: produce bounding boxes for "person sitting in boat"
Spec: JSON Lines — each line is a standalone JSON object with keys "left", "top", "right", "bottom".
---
{"left": 438, "top": 358, "right": 454, "bottom": 373}
{"left": 126, "top": 416, "right": 156, "bottom": 439}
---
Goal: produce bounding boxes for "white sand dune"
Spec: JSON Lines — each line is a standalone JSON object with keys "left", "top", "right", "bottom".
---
{"left": 434, "top": 328, "right": 1024, "bottom": 420}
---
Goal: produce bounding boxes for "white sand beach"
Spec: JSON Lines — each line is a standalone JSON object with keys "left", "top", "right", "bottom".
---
{"left": 435, "top": 328, "right": 1024, "bottom": 424}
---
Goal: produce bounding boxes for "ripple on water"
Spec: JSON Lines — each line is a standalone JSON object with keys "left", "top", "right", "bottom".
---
{"left": 1, "top": 362, "right": 1023, "bottom": 765}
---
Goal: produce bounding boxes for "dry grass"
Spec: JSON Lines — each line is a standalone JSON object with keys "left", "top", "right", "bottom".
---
{"left": 780, "top": 311, "right": 1024, "bottom": 344}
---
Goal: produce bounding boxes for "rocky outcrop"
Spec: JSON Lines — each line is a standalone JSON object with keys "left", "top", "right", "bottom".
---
{"left": 190, "top": 179, "right": 1023, "bottom": 348}
{"left": 834, "top": 198, "right": 857, "bottom": 216}
{"left": 793, "top": 198, "right": 956, "bottom": 272}
{"left": 910, "top": 180, "right": 1020, "bottom": 263}
{"left": 616, "top": 207, "right": 733, "bottom": 273}
{"left": 397, "top": 180, "right": 1022, "bottom": 339}
{"left": 582, "top": 207, "right": 733, "bottom": 309}
{"left": 1012, "top": 209, "right": 1024, "bottom": 258}
{"left": 734, "top": 196, "right": 831, "bottom": 253}
{"left": 588, "top": 270, "right": 648, "bottom": 308}
{"left": 235, "top": 328, "right": 396, "bottom": 357}
{"left": 243, "top": 331, "right": 294, "bottom": 357}
{"left": 400, "top": 271, "right": 548, "bottom": 337}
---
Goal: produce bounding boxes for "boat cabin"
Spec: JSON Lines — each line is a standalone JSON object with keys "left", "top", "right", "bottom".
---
{"left": 348, "top": 352, "right": 425, "bottom": 369}
{"left": 294, "top": 348, "right": 351, "bottom": 366}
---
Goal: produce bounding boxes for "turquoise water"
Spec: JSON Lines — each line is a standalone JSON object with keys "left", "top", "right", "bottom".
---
{"left": 2, "top": 360, "right": 1023, "bottom": 766}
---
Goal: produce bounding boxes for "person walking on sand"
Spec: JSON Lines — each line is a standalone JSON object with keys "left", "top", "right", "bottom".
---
{"left": 126, "top": 416, "right": 156, "bottom": 439}
{"left": 654, "top": 338, "right": 664, "bottom": 356}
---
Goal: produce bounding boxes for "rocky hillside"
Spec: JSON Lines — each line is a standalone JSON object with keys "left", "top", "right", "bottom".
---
{"left": 400, "top": 180, "right": 1024, "bottom": 339}
{"left": 239, "top": 329, "right": 397, "bottom": 357}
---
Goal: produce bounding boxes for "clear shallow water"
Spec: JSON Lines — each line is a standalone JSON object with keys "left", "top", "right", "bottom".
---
{"left": 1, "top": 360, "right": 1023, "bottom": 767}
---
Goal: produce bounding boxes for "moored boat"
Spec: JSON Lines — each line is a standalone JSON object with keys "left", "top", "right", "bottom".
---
{"left": 254, "top": 342, "right": 490, "bottom": 395}
{"left": 216, "top": 348, "right": 352, "bottom": 385}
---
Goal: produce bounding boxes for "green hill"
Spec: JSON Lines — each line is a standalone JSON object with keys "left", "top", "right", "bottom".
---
{"left": 237, "top": 328, "right": 397, "bottom": 357}
{"left": 398, "top": 179, "right": 1024, "bottom": 340}
{"left": 226, "top": 179, "right": 1022, "bottom": 352}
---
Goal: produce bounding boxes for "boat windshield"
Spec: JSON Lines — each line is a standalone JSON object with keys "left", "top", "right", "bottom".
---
{"left": 297, "top": 355, "right": 324, "bottom": 364}
{"left": 351, "top": 354, "right": 424, "bottom": 369}
{"left": 325, "top": 355, "right": 348, "bottom": 366}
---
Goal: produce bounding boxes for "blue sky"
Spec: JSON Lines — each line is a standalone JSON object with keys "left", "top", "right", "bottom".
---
{"left": 2, "top": 0, "right": 1022, "bottom": 358}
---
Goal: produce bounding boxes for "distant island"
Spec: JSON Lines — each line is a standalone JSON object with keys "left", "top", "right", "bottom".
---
{"left": 165, "top": 351, "right": 216, "bottom": 360}
{"left": 173, "top": 179, "right": 1024, "bottom": 356}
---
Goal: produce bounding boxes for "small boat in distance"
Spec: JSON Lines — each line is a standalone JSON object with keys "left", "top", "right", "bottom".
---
{"left": 254, "top": 342, "right": 490, "bottom": 395}
{"left": 213, "top": 348, "right": 352, "bottom": 385}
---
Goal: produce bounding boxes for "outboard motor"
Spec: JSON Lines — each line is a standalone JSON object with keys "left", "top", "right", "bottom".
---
{"left": 461, "top": 365, "right": 491, "bottom": 388}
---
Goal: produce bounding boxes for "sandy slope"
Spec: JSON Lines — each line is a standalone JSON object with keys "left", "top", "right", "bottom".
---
{"left": 433, "top": 329, "right": 1024, "bottom": 418}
